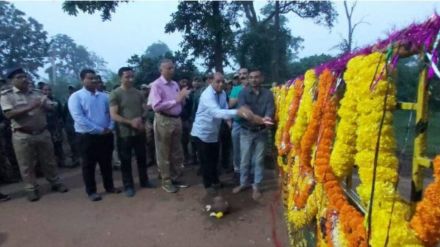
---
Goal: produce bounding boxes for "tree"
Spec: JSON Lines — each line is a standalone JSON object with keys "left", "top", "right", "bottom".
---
{"left": 0, "top": 2, "right": 48, "bottom": 77}
{"left": 127, "top": 42, "right": 198, "bottom": 87}
{"left": 62, "top": 1, "right": 123, "bottom": 21}
{"left": 165, "top": 1, "right": 241, "bottom": 73}
{"left": 289, "top": 54, "right": 334, "bottom": 79}
{"left": 46, "top": 34, "right": 107, "bottom": 83}
{"left": 237, "top": 1, "right": 337, "bottom": 82}
{"left": 235, "top": 3, "right": 303, "bottom": 83}
{"left": 335, "top": 0, "right": 368, "bottom": 53}
{"left": 145, "top": 41, "right": 171, "bottom": 58}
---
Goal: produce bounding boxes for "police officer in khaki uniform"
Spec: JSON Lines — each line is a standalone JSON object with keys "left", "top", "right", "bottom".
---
{"left": 0, "top": 67, "right": 68, "bottom": 202}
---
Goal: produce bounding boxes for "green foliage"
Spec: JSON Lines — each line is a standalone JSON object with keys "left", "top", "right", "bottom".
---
{"left": 144, "top": 41, "right": 171, "bottom": 58}
{"left": 396, "top": 56, "right": 419, "bottom": 102}
{"left": 259, "top": 1, "right": 337, "bottom": 28}
{"left": 289, "top": 54, "right": 334, "bottom": 79}
{"left": 127, "top": 42, "right": 199, "bottom": 87}
{"left": 165, "top": 1, "right": 241, "bottom": 72}
{"left": 45, "top": 34, "right": 107, "bottom": 83}
{"left": 236, "top": 21, "right": 303, "bottom": 83}
{"left": 0, "top": 1, "right": 48, "bottom": 77}
{"left": 235, "top": 1, "right": 337, "bottom": 83}
{"left": 62, "top": 1, "right": 124, "bottom": 21}
{"left": 47, "top": 78, "right": 80, "bottom": 104}
{"left": 395, "top": 56, "right": 440, "bottom": 111}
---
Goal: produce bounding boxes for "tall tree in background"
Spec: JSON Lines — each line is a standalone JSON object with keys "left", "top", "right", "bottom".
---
{"left": 62, "top": 1, "right": 122, "bottom": 21}
{"left": 46, "top": 34, "right": 107, "bottom": 83}
{"left": 0, "top": 1, "right": 48, "bottom": 77}
{"left": 144, "top": 41, "right": 171, "bottom": 58}
{"left": 289, "top": 54, "right": 334, "bottom": 78}
{"left": 63, "top": 1, "right": 238, "bottom": 73}
{"left": 61, "top": 0, "right": 337, "bottom": 80}
{"left": 238, "top": 1, "right": 337, "bottom": 82}
{"left": 128, "top": 42, "right": 198, "bottom": 86}
{"left": 165, "top": 1, "right": 240, "bottom": 73}
{"left": 235, "top": 3, "right": 303, "bottom": 83}
{"left": 336, "top": 0, "right": 368, "bottom": 53}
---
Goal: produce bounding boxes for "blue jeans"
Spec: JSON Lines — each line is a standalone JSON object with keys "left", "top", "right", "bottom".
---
{"left": 239, "top": 128, "right": 267, "bottom": 188}
{"left": 231, "top": 121, "right": 241, "bottom": 172}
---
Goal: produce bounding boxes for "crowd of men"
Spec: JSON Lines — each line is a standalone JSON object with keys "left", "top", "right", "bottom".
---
{"left": 0, "top": 59, "right": 274, "bottom": 202}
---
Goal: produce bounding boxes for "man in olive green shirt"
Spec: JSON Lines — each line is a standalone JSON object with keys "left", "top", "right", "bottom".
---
{"left": 109, "top": 67, "right": 153, "bottom": 197}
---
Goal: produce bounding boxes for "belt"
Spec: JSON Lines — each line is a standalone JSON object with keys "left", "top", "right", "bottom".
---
{"left": 241, "top": 125, "right": 266, "bottom": 132}
{"left": 77, "top": 132, "right": 113, "bottom": 137}
{"left": 14, "top": 127, "right": 46, "bottom": 135}
{"left": 157, "top": 112, "right": 180, "bottom": 118}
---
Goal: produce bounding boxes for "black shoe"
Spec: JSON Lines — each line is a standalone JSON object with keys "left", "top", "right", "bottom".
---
{"left": 27, "top": 190, "right": 40, "bottom": 202}
{"left": 172, "top": 180, "right": 189, "bottom": 188}
{"left": 0, "top": 193, "right": 10, "bottom": 202}
{"left": 124, "top": 188, "right": 135, "bottom": 197}
{"left": 71, "top": 159, "right": 80, "bottom": 167}
{"left": 205, "top": 187, "right": 217, "bottom": 196}
{"left": 140, "top": 181, "right": 155, "bottom": 188}
{"left": 223, "top": 167, "right": 234, "bottom": 174}
{"left": 212, "top": 182, "right": 223, "bottom": 190}
{"left": 88, "top": 193, "right": 102, "bottom": 202}
{"left": 105, "top": 188, "right": 122, "bottom": 194}
{"left": 246, "top": 173, "right": 254, "bottom": 185}
{"left": 51, "top": 183, "right": 69, "bottom": 193}
{"left": 233, "top": 172, "right": 240, "bottom": 185}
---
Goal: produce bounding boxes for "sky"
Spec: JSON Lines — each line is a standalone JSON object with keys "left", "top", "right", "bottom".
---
{"left": 10, "top": 0, "right": 440, "bottom": 76}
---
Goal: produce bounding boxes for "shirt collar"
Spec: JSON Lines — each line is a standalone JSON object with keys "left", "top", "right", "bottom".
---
{"left": 160, "top": 75, "right": 173, "bottom": 85}
{"left": 13, "top": 86, "right": 30, "bottom": 94}
{"left": 209, "top": 85, "right": 222, "bottom": 95}
{"left": 82, "top": 87, "right": 100, "bottom": 96}
{"left": 249, "top": 87, "right": 260, "bottom": 95}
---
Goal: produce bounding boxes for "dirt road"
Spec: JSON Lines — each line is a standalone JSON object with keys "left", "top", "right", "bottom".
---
{"left": 0, "top": 166, "right": 288, "bottom": 247}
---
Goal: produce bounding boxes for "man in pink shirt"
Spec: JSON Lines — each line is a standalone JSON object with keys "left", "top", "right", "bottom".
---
{"left": 148, "top": 59, "right": 191, "bottom": 193}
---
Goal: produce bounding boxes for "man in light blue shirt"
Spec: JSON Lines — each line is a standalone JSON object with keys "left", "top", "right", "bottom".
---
{"left": 68, "top": 68, "right": 120, "bottom": 201}
{"left": 191, "top": 72, "right": 252, "bottom": 195}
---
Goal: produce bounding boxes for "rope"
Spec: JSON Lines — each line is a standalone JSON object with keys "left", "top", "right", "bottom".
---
{"left": 366, "top": 52, "right": 387, "bottom": 245}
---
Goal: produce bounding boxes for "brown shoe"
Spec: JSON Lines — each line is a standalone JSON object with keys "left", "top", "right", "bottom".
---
{"left": 252, "top": 188, "right": 262, "bottom": 200}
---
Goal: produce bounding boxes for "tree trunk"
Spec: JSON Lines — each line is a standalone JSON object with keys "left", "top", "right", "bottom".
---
{"left": 213, "top": 1, "right": 223, "bottom": 73}
{"left": 271, "top": 1, "right": 280, "bottom": 83}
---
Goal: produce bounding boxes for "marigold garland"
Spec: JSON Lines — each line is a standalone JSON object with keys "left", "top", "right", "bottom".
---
{"left": 313, "top": 70, "right": 367, "bottom": 246}
{"left": 299, "top": 69, "right": 332, "bottom": 171}
{"left": 279, "top": 79, "right": 304, "bottom": 156}
{"left": 273, "top": 53, "right": 440, "bottom": 247}
{"left": 352, "top": 52, "right": 422, "bottom": 246}
{"left": 329, "top": 55, "right": 364, "bottom": 179}
{"left": 274, "top": 85, "right": 289, "bottom": 154}
{"left": 410, "top": 155, "right": 440, "bottom": 247}
{"left": 291, "top": 69, "right": 332, "bottom": 214}
{"left": 290, "top": 70, "right": 316, "bottom": 149}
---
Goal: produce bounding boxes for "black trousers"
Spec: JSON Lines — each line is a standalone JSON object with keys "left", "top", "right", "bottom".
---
{"left": 219, "top": 121, "right": 232, "bottom": 170}
{"left": 78, "top": 133, "right": 115, "bottom": 195}
{"left": 118, "top": 134, "right": 149, "bottom": 189}
{"left": 65, "top": 124, "right": 80, "bottom": 163}
{"left": 194, "top": 137, "right": 220, "bottom": 188}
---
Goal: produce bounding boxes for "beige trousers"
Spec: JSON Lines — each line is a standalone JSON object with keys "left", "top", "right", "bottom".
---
{"left": 153, "top": 113, "right": 184, "bottom": 184}
{"left": 12, "top": 130, "right": 60, "bottom": 191}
